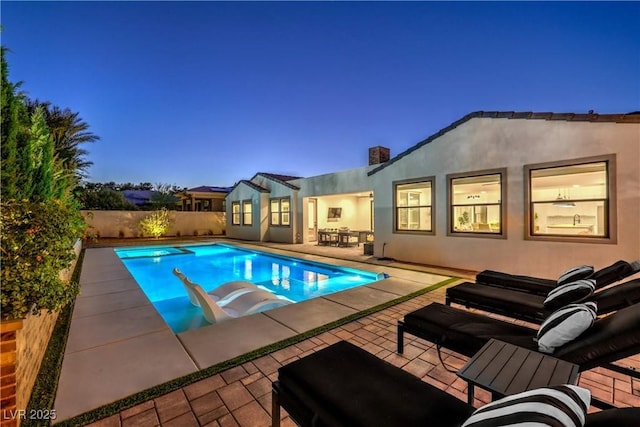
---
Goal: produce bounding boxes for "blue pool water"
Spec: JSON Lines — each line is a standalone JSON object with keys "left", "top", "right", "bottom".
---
{"left": 115, "top": 243, "right": 381, "bottom": 333}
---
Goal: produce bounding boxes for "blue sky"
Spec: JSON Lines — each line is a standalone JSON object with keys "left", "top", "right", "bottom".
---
{"left": 2, "top": 1, "right": 639, "bottom": 188}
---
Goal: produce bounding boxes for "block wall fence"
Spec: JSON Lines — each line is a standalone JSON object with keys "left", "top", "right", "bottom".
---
{"left": 82, "top": 210, "right": 226, "bottom": 238}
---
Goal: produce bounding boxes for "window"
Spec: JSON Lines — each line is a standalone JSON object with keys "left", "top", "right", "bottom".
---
{"left": 449, "top": 170, "right": 505, "bottom": 236}
{"left": 271, "top": 198, "right": 291, "bottom": 226}
{"left": 242, "top": 200, "right": 252, "bottom": 225}
{"left": 231, "top": 202, "right": 241, "bottom": 225}
{"left": 526, "top": 156, "right": 614, "bottom": 241}
{"left": 394, "top": 178, "right": 434, "bottom": 233}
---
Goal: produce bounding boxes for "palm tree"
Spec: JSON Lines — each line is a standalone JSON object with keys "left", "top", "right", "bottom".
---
{"left": 26, "top": 100, "right": 99, "bottom": 189}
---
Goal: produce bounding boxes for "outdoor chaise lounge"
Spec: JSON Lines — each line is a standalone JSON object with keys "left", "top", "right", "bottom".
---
{"left": 446, "top": 277, "right": 640, "bottom": 323}
{"left": 173, "top": 267, "right": 258, "bottom": 306}
{"left": 474, "top": 259, "right": 640, "bottom": 295}
{"left": 190, "top": 282, "right": 292, "bottom": 324}
{"left": 397, "top": 302, "right": 640, "bottom": 382}
{"left": 272, "top": 340, "right": 640, "bottom": 427}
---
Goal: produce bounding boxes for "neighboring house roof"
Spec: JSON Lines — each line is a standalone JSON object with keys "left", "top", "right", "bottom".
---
{"left": 123, "top": 190, "right": 156, "bottom": 205}
{"left": 252, "top": 172, "right": 302, "bottom": 190}
{"left": 232, "top": 179, "right": 270, "bottom": 193}
{"left": 186, "top": 185, "right": 233, "bottom": 194}
{"left": 368, "top": 110, "right": 640, "bottom": 176}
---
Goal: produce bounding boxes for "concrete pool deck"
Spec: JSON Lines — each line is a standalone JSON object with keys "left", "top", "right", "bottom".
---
{"left": 53, "top": 240, "right": 462, "bottom": 422}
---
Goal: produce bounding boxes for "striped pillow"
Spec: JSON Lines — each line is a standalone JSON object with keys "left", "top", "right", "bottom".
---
{"left": 461, "top": 385, "right": 591, "bottom": 427}
{"left": 557, "top": 265, "right": 594, "bottom": 286}
{"left": 544, "top": 279, "right": 596, "bottom": 311}
{"left": 537, "top": 302, "right": 597, "bottom": 354}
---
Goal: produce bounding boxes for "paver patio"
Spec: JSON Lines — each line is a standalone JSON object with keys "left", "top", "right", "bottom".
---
{"left": 85, "top": 286, "right": 640, "bottom": 427}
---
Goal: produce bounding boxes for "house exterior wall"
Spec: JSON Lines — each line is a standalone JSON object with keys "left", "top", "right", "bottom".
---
{"left": 266, "top": 184, "right": 298, "bottom": 243}
{"left": 292, "top": 166, "right": 375, "bottom": 197}
{"left": 225, "top": 185, "right": 267, "bottom": 241}
{"left": 371, "top": 118, "right": 640, "bottom": 277}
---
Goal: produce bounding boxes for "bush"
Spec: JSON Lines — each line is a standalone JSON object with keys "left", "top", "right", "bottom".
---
{"left": 1, "top": 199, "right": 85, "bottom": 320}
{"left": 138, "top": 208, "right": 172, "bottom": 238}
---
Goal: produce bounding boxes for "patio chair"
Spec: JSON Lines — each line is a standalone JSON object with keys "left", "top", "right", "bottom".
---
{"left": 272, "top": 340, "right": 639, "bottom": 427}
{"left": 397, "top": 302, "right": 640, "bottom": 380}
{"left": 172, "top": 267, "right": 258, "bottom": 306}
{"left": 190, "top": 281, "right": 292, "bottom": 324}
{"left": 446, "top": 278, "right": 640, "bottom": 323}
{"left": 475, "top": 259, "right": 640, "bottom": 295}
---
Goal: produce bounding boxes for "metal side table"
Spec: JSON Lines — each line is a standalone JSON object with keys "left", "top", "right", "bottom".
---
{"left": 457, "top": 339, "right": 579, "bottom": 404}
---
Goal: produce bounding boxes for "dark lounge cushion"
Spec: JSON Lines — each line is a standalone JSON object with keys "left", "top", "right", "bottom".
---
{"left": 554, "top": 302, "right": 640, "bottom": 369}
{"left": 476, "top": 270, "right": 556, "bottom": 295}
{"left": 584, "top": 407, "right": 640, "bottom": 427}
{"left": 591, "top": 260, "right": 638, "bottom": 289}
{"left": 448, "top": 281, "right": 547, "bottom": 322}
{"left": 277, "top": 340, "right": 474, "bottom": 427}
{"left": 586, "top": 278, "right": 640, "bottom": 313}
{"left": 403, "top": 303, "right": 536, "bottom": 357}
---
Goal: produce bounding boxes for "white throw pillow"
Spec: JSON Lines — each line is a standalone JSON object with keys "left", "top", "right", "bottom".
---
{"left": 461, "top": 384, "right": 591, "bottom": 427}
{"left": 537, "top": 302, "right": 597, "bottom": 354}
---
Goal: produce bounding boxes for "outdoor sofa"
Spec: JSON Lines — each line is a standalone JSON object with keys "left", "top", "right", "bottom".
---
{"left": 272, "top": 340, "right": 639, "bottom": 427}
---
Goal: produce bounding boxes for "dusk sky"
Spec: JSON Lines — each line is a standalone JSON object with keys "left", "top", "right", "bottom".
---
{"left": 2, "top": 1, "right": 638, "bottom": 189}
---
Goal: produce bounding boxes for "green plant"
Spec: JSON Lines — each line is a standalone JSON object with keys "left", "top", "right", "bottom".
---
{"left": 0, "top": 199, "right": 85, "bottom": 320}
{"left": 138, "top": 208, "right": 172, "bottom": 238}
{"left": 458, "top": 211, "right": 470, "bottom": 226}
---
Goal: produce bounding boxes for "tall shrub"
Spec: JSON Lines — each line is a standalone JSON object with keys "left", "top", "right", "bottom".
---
{"left": 1, "top": 44, "right": 91, "bottom": 320}
{"left": 28, "top": 106, "right": 55, "bottom": 200}
{"left": 0, "top": 199, "right": 85, "bottom": 320}
{"left": 1, "top": 47, "right": 29, "bottom": 199}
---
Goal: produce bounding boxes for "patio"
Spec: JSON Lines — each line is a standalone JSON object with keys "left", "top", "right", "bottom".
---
{"left": 56, "top": 239, "right": 639, "bottom": 426}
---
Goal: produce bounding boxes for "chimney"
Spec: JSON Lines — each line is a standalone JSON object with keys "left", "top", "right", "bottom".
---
{"left": 369, "top": 146, "right": 390, "bottom": 165}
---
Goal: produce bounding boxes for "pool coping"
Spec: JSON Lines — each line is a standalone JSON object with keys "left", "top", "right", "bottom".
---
{"left": 53, "top": 240, "right": 457, "bottom": 423}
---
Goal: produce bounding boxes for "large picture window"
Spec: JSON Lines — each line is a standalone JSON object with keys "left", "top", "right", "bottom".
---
{"left": 242, "top": 200, "right": 252, "bottom": 226}
{"left": 526, "top": 156, "right": 614, "bottom": 241}
{"left": 449, "top": 170, "right": 505, "bottom": 236}
{"left": 231, "top": 202, "right": 241, "bottom": 225}
{"left": 271, "top": 198, "right": 290, "bottom": 226}
{"left": 394, "top": 179, "right": 434, "bottom": 233}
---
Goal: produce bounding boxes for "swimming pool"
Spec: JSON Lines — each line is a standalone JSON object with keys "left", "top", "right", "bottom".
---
{"left": 115, "top": 243, "right": 382, "bottom": 333}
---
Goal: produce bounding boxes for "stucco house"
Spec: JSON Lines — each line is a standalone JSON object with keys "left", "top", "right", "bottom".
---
{"left": 178, "top": 185, "right": 232, "bottom": 212}
{"left": 226, "top": 168, "right": 377, "bottom": 244}
{"left": 225, "top": 111, "right": 640, "bottom": 277}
